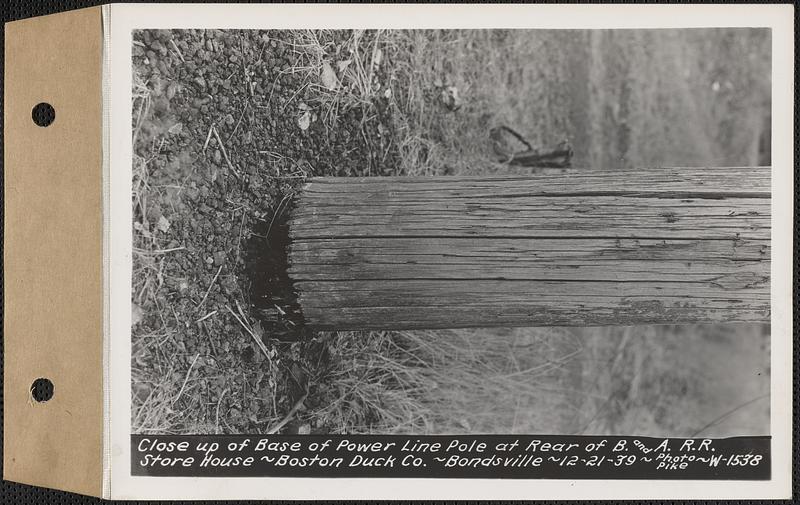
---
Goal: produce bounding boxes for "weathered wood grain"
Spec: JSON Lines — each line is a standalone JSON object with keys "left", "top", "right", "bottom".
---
{"left": 287, "top": 168, "right": 770, "bottom": 330}
{"left": 290, "top": 196, "right": 769, "bottom": 240}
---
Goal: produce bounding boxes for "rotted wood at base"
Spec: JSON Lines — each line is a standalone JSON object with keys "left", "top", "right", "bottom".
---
{"left": 287, "top": 168, "right": 770, "bottom": 330}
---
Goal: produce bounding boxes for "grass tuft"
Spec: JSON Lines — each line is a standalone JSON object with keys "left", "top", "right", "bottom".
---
{"left": 306, "top": 328, "right": 585, "bottom": 434}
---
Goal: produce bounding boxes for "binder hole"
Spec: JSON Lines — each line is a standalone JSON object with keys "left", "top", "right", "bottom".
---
{"left": 30, "top": 378, "right": 54, "bottom": 402}
{"left": 31, "top": 102, "right": 55, "bottom": 127}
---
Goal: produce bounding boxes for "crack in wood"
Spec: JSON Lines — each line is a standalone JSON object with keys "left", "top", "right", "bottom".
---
{"left": 287, "top": 172, "right": 771, "bottom": 330}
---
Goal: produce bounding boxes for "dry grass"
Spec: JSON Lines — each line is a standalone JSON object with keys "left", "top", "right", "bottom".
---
{"left": 311, "top": 327, "right": 583, "bottom": 434}
{"left": 280, "top": 30, "right": 393, "bottom": 128}
{"left": 131, "top": 28, "right": 771, "bottom": 436}
{"left": 131, "top": 70, "right": 248, "bottom": 435}
{"left": 574, "top": 324, "right": 770, "bottom": 437}
{"left": 296, "top": 28, "right": 771, "bottom": 436}
{"left": 131, "top": 71, "right": 182, "bottom": 434}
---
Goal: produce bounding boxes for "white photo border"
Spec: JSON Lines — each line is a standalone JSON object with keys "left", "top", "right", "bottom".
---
{"left": 107, "top": 3, "right": 794, "bottom": 500}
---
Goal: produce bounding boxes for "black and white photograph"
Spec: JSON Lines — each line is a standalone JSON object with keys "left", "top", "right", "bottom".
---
{"left": 130, "top": 25, "right": 772, "bottom": 442}
{"left": 3, "top": 2, "right": 792, "bottom": 500}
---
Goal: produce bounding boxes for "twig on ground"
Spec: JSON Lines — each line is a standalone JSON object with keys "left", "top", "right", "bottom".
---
{"left": 266, "top": 390, "right": 309, "bottom": 434}
{"left": 212, "top": 125, "right": 240, "bottom": 178}
{"left": 280, "top": 81, "right": 310, "bottom": 113}
{"left": 215, "top": 388, "right": 229, "bottom": 434}
{"left": 240, "top": 36, "right": 253, "bottom": 98}
{"left": 226, "top": 303, "right": 271, "bottom": 360}
{"left": 227, "top": 103, "right": 248, "bottom": 143}
{"left": 177, "top": 162, "right": 199, "bottom": 196}
{"left": 235, "top": 212, "right": 247, "bottom": 261}
{"left": 169, "top": 39, "right": 186, "bottom": 63}
{"left": 172, "top": 353, "right": 200, "bottom": 406}
{"left": 196, "top": 265, "right": 223, "bottom": 310}
{"left": 690, "top": 394, "right": 769, "bottom": 437}
{"left": 170, "top": 306, "right": 182, "bottom": 328}
{"left": 196, "top": 310, "right": 217, "bottom": 323}
{"left": 265, "top": 75, "right": 280, "bottom": 109}
{"left": 261, "top": 174, "right": 308, "bottom": 180}
{"left": 203, "top": 124, "right": 214, "bottom": 153}
{"left": 360, "top": 126, "right": 373, "bottom": 175}
{"left": 265, "top": 193, "right": 293, "bottom": 246}
{"left": 134, "top": 246, "right": 185, "bottom": 255}
{"left": 200, "top": 320, "right": 218, "bottom": 358}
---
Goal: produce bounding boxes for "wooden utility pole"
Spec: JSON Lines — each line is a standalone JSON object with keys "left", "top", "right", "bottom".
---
{"left": 287, "top": 167, "right": 770, "bottom": 330}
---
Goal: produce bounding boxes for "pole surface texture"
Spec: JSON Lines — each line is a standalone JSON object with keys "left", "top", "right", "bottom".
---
{"left": 288, "top": 168, "right": 770, "bottom": 330}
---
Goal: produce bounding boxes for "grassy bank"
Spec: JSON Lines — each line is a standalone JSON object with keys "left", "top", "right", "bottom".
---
{"left": 132, "top": 28, "right": 771, "bottom": 436}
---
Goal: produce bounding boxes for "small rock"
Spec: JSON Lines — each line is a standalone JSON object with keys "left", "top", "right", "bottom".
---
{"left": 372, "top": 48, "right": 383, "bottom": 67}
{"left": 132, "top": 303, "right": 144, "bottom": 326}
{"left": 213, "top": 150, "right": 222, "bottom": 165}
{"left": 214, "top": 251, "right": 226, "bottom": 266}
{"left": 157, "top": 215, "right": 171, "bottom": 232}
{"left": 151, "top": 39, "right": 167, "bottom": 56}
{"left": 336, "top": 59, "right": 352, "bottom": 72}
{"left": 297, "top": 110, "right": 311, "bottom": 131}
{"left": 166, "top": 81, "right": 179, "bottom": 100}
{"left": 441, "top": 86, "right": 462, "bottom": 111}
{"left": 133, "top": 383, "right": 152, "bottom": 403}
{"left": 320, "top": 61, "right": 339, "bottom": 90}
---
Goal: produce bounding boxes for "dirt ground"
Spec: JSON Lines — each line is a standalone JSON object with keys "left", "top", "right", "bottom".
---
{"left": 132, "top": 28, "right": 771, "bottom": 436}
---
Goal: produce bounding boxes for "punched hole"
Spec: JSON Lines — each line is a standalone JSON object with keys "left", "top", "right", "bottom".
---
{"left": 30, "top": 378, "right": 54, "bottom": 403}
{"left": 31, "top": 102, "right": 55, "bottom": 127}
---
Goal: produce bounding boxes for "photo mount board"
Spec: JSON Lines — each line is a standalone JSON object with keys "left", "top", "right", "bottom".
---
{"left": 2, "top": 3, "right": 794, "bottom": 500}
{"left": 3, "top": 6, "right": 105, "bottom": 498}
